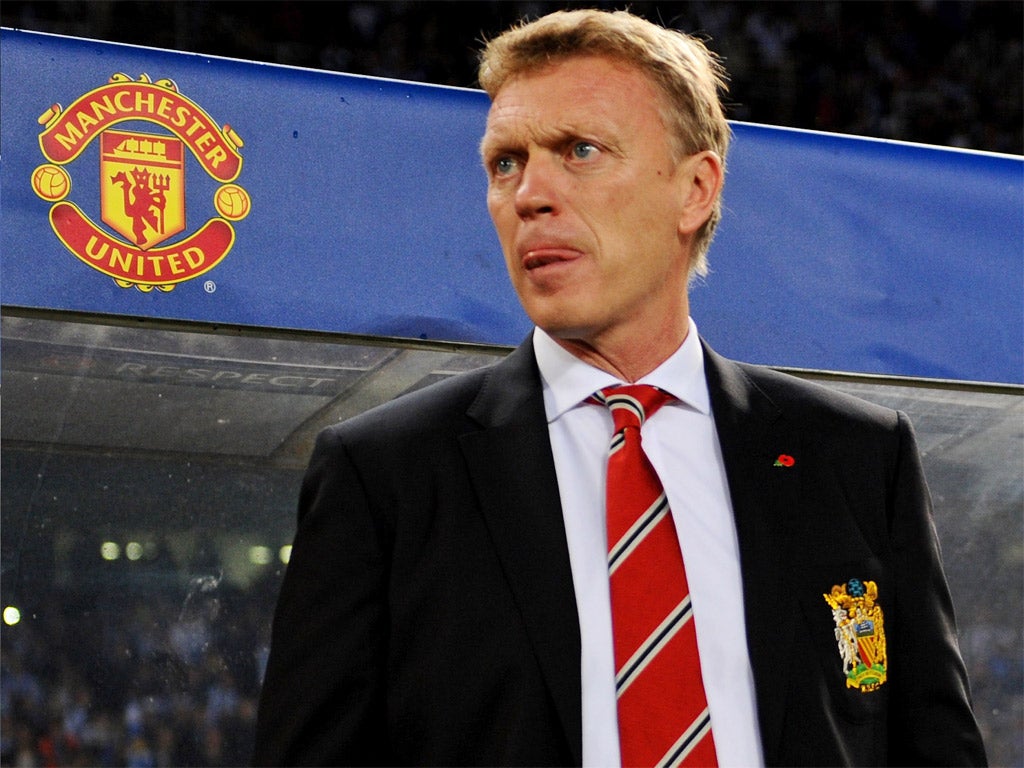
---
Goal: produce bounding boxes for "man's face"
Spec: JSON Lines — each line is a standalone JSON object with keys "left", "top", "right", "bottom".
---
{"left": 481, "top": 56, "right": 696, "bottom": 353}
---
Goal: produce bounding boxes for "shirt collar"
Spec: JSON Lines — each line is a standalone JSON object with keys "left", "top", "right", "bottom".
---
{"left": 533, "top": 318, "right": 711, "bottom": 423}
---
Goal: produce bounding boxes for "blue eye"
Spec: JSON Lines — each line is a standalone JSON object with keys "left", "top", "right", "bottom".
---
{"left": 572, "top": 142, "right": 598, "bottom": 160}
{"left": 494, "top": 156, "right": 518, "bottom": 176}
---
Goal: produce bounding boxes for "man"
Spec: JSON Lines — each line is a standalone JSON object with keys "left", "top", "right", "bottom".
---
{"left": 253, "top": 9, "right": 986, "bottom": 766}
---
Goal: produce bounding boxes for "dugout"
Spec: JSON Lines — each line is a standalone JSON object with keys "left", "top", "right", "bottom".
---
{"left": 1, "top": 29, "right": 1021, "bottom": 766}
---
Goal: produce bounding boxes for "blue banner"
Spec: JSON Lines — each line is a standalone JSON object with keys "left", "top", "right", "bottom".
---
{"left": 2, "top": 29, "right": 1021, "bottom": 384}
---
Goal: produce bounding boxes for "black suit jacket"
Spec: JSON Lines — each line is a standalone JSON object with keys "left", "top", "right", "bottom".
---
{"left": 253, "top": 337, "right": 986, "bottom": 766}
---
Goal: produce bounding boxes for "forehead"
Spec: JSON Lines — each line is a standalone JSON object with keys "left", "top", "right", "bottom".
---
{"left": 481, "top": 56, "right": 665, "bottom": 145}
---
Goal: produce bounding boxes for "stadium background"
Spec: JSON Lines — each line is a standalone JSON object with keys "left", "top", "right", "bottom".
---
{"left": 1, "top": 2, "right": 1021, "bottom": 767}
{"left": 3, "top": 0, "right": 1021, "bottom": 154}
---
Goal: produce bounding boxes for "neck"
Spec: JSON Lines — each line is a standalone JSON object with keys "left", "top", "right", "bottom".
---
{"left": 551, "top": 319, "right": 690, "bottom": 382}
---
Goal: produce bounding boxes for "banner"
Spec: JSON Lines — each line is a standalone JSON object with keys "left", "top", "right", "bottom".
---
{"left": 2, "top": 29, "right": 1021, "bottom": 384}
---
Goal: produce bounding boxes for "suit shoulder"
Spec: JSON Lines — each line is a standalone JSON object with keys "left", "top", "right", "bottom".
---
{"left": 732, "top": 361, "right": 902, "bottom": 433}
{"left": 330, "top": 362, "right": 495, "bottom": 438}
{"left": 319, "top": 339, "right": 538, "bottom": 444}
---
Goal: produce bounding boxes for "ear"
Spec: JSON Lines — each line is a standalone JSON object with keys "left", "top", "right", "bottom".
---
{"left": 676, "top": 151, "right": 724, "bottom": 237}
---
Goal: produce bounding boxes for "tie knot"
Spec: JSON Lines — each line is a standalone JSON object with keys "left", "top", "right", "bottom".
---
{"left": 592, "top": 384, "right": 674, "bottom": 431}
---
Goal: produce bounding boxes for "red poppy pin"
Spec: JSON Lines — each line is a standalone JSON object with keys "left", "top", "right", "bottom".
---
{"left": 773, "top": 454, "right": 795, "bottom": 467}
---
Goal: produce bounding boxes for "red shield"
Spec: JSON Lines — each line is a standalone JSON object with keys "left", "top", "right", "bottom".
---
{"left": 100, "top": 129, "right": 185, "bottom": 249}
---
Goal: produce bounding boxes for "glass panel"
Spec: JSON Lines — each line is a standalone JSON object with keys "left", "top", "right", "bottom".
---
{"left": 2, "top": 314, "right": 1020, "bottom": 766}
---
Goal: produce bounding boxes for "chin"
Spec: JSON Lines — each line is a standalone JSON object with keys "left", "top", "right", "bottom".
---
{"left": 521, "top": 295, "right": 592, "bottom": 334}
{"left": 531, "top": 316, "right": 597, "bottom": 344}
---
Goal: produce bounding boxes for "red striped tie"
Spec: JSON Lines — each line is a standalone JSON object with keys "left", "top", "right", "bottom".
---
{"left": 592, "top": 385, "right": 718, "bottom": 768}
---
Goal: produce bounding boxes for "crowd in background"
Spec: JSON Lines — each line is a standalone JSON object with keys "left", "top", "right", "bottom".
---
{"left": 2, "top": 1, "right": 1021, "bottom": 154}
{"left": 1, "top": 554, "right": 1020, "bottom": 767}
{"left": 1, "top": 570, "right": 280, "bottom": 767}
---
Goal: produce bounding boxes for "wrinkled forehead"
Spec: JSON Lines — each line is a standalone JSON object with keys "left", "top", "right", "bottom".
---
{"left": 481, "top": 56, "right": 664, "bottom": 146}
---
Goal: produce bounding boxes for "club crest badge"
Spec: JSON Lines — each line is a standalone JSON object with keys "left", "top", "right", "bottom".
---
{"left": 823, "top": 578, "right": 887, "bottom": 692}
{"left": 32, "top": 73, "right": 249, "bottom": 292}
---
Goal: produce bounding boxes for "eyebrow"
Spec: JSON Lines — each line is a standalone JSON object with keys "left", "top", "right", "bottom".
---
{"left": 480, "top": 122, "right": 597, "bottom": 162}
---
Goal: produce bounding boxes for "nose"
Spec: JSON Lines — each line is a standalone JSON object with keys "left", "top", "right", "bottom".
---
{"left": 514, "top": 154, "right": 559, "bottom": 219}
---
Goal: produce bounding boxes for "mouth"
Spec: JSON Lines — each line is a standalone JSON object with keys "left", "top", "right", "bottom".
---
{"left": 521, "top": 247, "right": 583, "bottom": 271}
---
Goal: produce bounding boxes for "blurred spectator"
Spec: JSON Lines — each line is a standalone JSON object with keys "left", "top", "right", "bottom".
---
{"left": 1, "top": 574, "right": 270, "bottom": 767}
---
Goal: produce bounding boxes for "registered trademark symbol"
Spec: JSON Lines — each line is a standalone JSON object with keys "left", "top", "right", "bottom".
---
{"left": 204, "top": 281, "right": 216, "bottom": 294}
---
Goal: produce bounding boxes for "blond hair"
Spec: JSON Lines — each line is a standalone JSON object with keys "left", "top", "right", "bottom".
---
{"left": 478, "top": 9, "right": 731, "bottom": 276}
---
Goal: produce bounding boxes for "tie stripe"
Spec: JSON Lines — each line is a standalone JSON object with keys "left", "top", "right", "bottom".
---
{"left": 592, "top": 384, "right": 718, "bottom": 768}
{"left": 616, "top": 595, "right": 692, "bottom": 694}
{"left": 659, "top": 709, "right": 714, "bottom": 768}
{"left": 608, "top": 492, "right": 669, "bottom": 575}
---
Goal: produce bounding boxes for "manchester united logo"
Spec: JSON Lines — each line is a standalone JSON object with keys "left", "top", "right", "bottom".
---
{"left": 31, "top": 73, "right": 249, "bottom": 292}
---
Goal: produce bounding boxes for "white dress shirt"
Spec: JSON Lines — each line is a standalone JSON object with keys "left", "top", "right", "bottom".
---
{"left": 534, "top": 319, "right": 765, "bottom": 768}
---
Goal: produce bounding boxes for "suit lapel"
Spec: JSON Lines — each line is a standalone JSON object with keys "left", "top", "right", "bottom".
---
{"left": 459, "top": 338, "right": 583, "bottom": 764}
{"left": 702, "top": 341, "right": 801, "bottom": 765}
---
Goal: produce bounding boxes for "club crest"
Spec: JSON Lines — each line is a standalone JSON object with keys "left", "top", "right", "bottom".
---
{"left": 33, "top": 73, "right": 248, "bottom": 292}
{"left": 823, "top": 578, "right": 887, "bottom": 692}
